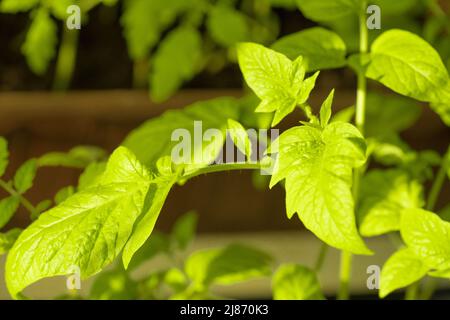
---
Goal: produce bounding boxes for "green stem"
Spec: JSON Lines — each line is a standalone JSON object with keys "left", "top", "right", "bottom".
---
{"left": 180, "top": 162, "right": 263, "bottom": 181}
{"left": 0, "top": 179, "right": 36, "bottom": 214}
{"left": 337, "top": 251, "right": 353, "bottom": 300}
{"left": 405, "top": 281, "right": 420, "bottom": 300}
{"left": 53, "top": 26, "right": 79, "bottom": 91}
{"left": 314, "top": 243, "right": 328, "bottom": 272}
{"left": 338, "top": 0, "right": 368, "bottom": 300}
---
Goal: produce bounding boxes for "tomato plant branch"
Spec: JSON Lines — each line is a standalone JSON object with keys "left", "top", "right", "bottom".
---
{"left": 338, "top": 0, "right": 368, "bottom": 300}
{"left": 314, "top": 243, "right": 328, "bottom": 272}
{"left": 180, "top": 162, "right": 264, "bottom": 181}
{"left": 0, "top": 179, "right": 36, "bottom": 214}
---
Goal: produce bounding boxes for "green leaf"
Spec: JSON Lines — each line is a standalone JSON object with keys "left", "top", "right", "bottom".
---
{"left": 331, "top": 106, "right": 355, "bottom": 123}
{"left": 122, "top": 97, "right": 241, "bottom": 172}
{"left": 38, "top": 146, "right": 106, "bottom": 168}
{"left": 358, "top": 169, "right": 424, "bottom": 237}
{"left": 89, "top": 268, "right": 137, "bottom": 300}
{"left": 207, "top": 5, "right": 249, "bottom": 47}
{"left": 430, "top": 99, "right": 450, "bottom": 126}
{"left": 380, "top": 247, "right": 428, "bottom": 298}
{"left": 296, "top": 0, "right": 360, "bottom": 22}
{"left": 185, "top": 244, "right": 272, "bottom": 289}
{"left": 319, "top": 90, "right": 334, "bottom": 127}
{"left": 365, "top": 93, "right": 421, "bottom": 137}
{"left": 54, "top": 186, "right": 75, "bottom": 204}
{"left": 22, "top": 8, "right": 58, "bottom": 75}
{"left": 272, "top": 264, "right": 325, "bottom": 300}
{"left": 150, "top": 27, "right": 202, "bottom": 102}
{"left": 5, "top": 147, "right": 155, "bottom": 298}
{"left": 237, "top": 43, "right": 310, "bottom": 126}
{"left": 401, "top": 208, "right": 450, "bottom": 271}
{"left": 171, "top": 211, "right": 198, "bottom": 250}
{"left": 365, "top": 30, "right": 450, "bottom": 103}
{"left": 440, "top": 204, "right": 450, "bottom": 222}
{"left": 78, "top": 162, "right": 107, "bottom": 190}
{"left": 272, "top": 27, "right": 347, "bottom": 71}
{"left": 30, "top": 199, "right": 52, "bottom": 221}
{"left": 120, "top": 0, "right": 188, "bottom": 60}
{"left": 227, "top": 119, "right": 252, "bottom": 159}
{"left": 42, "top": 0, "right": 75, "bottom": 19}
{"left": 0, "top": 228, "right": 22, "bottom": 255}
{"left": 0, "top": 137, "right": 9, "bottom": 177}
{"left": 122, "top": 170, "right": 177, "bottom": 268}
{"left": 127, "top": 231, "right": 170, "bottom": 271}
{"left": 371, "top": 0, "right": 419, "bottom": 15}
{"left": 0, "top": 196, "right": 20, "bottom": 229}
{"left": 269, "top": 122, "right": 371, "bottom": 254}
{"left": 0, "top": 0, "right": 38, "bottom": 12}
{"left": 14, "top": 159, "right": 37, "bottom": 194}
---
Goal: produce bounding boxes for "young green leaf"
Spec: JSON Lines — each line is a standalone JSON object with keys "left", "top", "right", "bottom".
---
{"left": 207, "top": 5, "right": 249, "bottom": 47}
{"left": 272, "top": 27, "right": 347, "bottom": 71}
{"left": 272, "top": 264, "right": 325, "bottom": 300}
{"left": 22, "top": 8, "right": 57, "bottom": 75}
{"left": 319, "top": 90, "right": 334, "bottom": 127}
{"left": 227, "top": 119, "right": 252, "bottom": 159}
{"left": 54, "top": 186, "right": 75, "bottom": 204}
{"left": 237, "top": 43, "right": 311, "bottom": 126}
{"left": 127, "top": 231, "right": 171, "bottom": 271}
{"left": 5, "top": 147, "right": 155, "bottom": 298}
{"left": 30, "top": 199, "right": 52, "bottom": 221}
{"left": 380, "top": 248, "right": 429, "bottom": 298}
{"left": 401, "top": 208, "right": 450, "bottom": 271}
{"left": 331, "top": 106, "right": 355, "bottom": 123}
{"left": 14, "top": 159, "right": 37, "bottom": 194}
{"left": 0, "top": 228, "right": 22, "bottom": 255}
{"left": 43, "top": 0, "right": 75, "bottom": 19}
{"left": 122, "top": 172, "right": 177, "bottom": 269}
{"left": 0, "top": 196, "right": 20, "bottom": 229}
{"left": 0, "top": 0, "right": 38, "bottom": 12}
{"left": 171, "top": 211, "right": 198, "bottom": 250}
{"left": 150, "top": 27, "right": 202, "bottom": 102}
{"left": 38, "top": 146, "right": 106, "bottom": 168}
{"left": 89, "top": 268, "right": 137, "bottom": 300}
{"left": 364, "top": 30, "right": 450, "bottom": 103}
{"left": 123, "top": 97, "right": 241, "bottom": 172}
{"left": 296, "top": 0, "right": 359, "bottom": 22}
{"left": 78, "top": 162, "right": 106, "bottom": 190}
{"left": 269, "top": 122, "right": 371, "bottom": 254}
{"left": 358, "top": 169, "right": 424, "bottom": 237}
{"left": 185, "top": 244, "right": 273, "bottom": 289}
{"left": 0, "top": 137, "right": 9, "bottom": 177}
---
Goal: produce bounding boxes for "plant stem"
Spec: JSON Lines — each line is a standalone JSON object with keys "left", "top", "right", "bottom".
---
{"left": 0, "top": 179, "right": 36, "bottom": 214}
{"left": 405, "top": 281, "right": 420, "bottom": 300}
{"left": 338, "top": 251, "right": 353, "bottom": 300}
{"left": 338, "top": 0, "right": 368, "bottom": 300}
{"left": 314, "top": 243, "right": 328, "bottom": 272}
{"left": 180, "top": 162, "right": 263, "bottom": 181}
{"left": 53, "top": 26, "right": 79, "bottom": 91}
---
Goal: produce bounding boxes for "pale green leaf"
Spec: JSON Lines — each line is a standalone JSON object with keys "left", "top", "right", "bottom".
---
{"left": 78, "top": 162, "right": 106, "bottom": 190}
{"left": 272, "top": 264, "right": 325, "bottom": 300}
{"left": 54, "top": 186, "right": 75, "bottom": 204}
{"left": 127, "top": 231, "right": 170, "bottom": 271}
{"left": 272, "top": 27, "right": 347, "bottom": 71}
{"left": 14, "top": 159, "right": 37, "bottom": 194}
{"left": 123, "top": 97, "right": 241, "bottom": 173}
{"left": 0, "top": 137, "right": 8, "bottom": 177}
{"left": 185, "top": 244, "right": 272, "bottom": 289}
{"left": 171, "top": 211, "right": 198, "bottom": 250}
{"left": 237, "top": 43, "right": 308, "bottom": 126}
{"left": 365, "top": 30, "right": 450, "bottom": 103}
{"left": 42, "top": 0, "right": 75, "bottom": 19}
{"left": 331, "top": 106, "right": 355, "bottom": 123}
{"left": 30, "top": 199, "right": 52, "bottom": 221}
{"left": 227, "top": 119, "right": 252, "bottom": 159}
{"left": 0, "top": 196, "right": 20, "bottom": 229}
{"left": 150, "top": 27, "right": 202, "bottom": 102}
{"left": 38, "top": 146, "right": 106, "bottom": 168}
{"left": 319, "top": 90, "right": 334, "bottom": 127}
{"left": 269, "top": 122, "right": 371, "bottom": 254}
{"left": 207, "top": 5, "right": 249, "bottom": 47}
{"left": 401, "top": 208, "right": 450, "bottom": 271}
{"left": 296, "top": 0, "right": 360, "bottom": 22}
{"left": 89, "top": 268, "right": 137, "bottom": 300}
{"left": 0, "top": 0, "right": 38, "bottom": 12}
{"left": 5, "top": 147, "right": 154, "bottom": 298}
{"left": 22, "top": 8, "right": 57, "bottom": 75}
{"left": 0, "top": 228, "right": 22, "bottom": 255}
{"left": 358, "top": 169, "right": 424, "bottom": 237}
{"left": 380, "top": 247, "right": 428, "bottom": 298}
